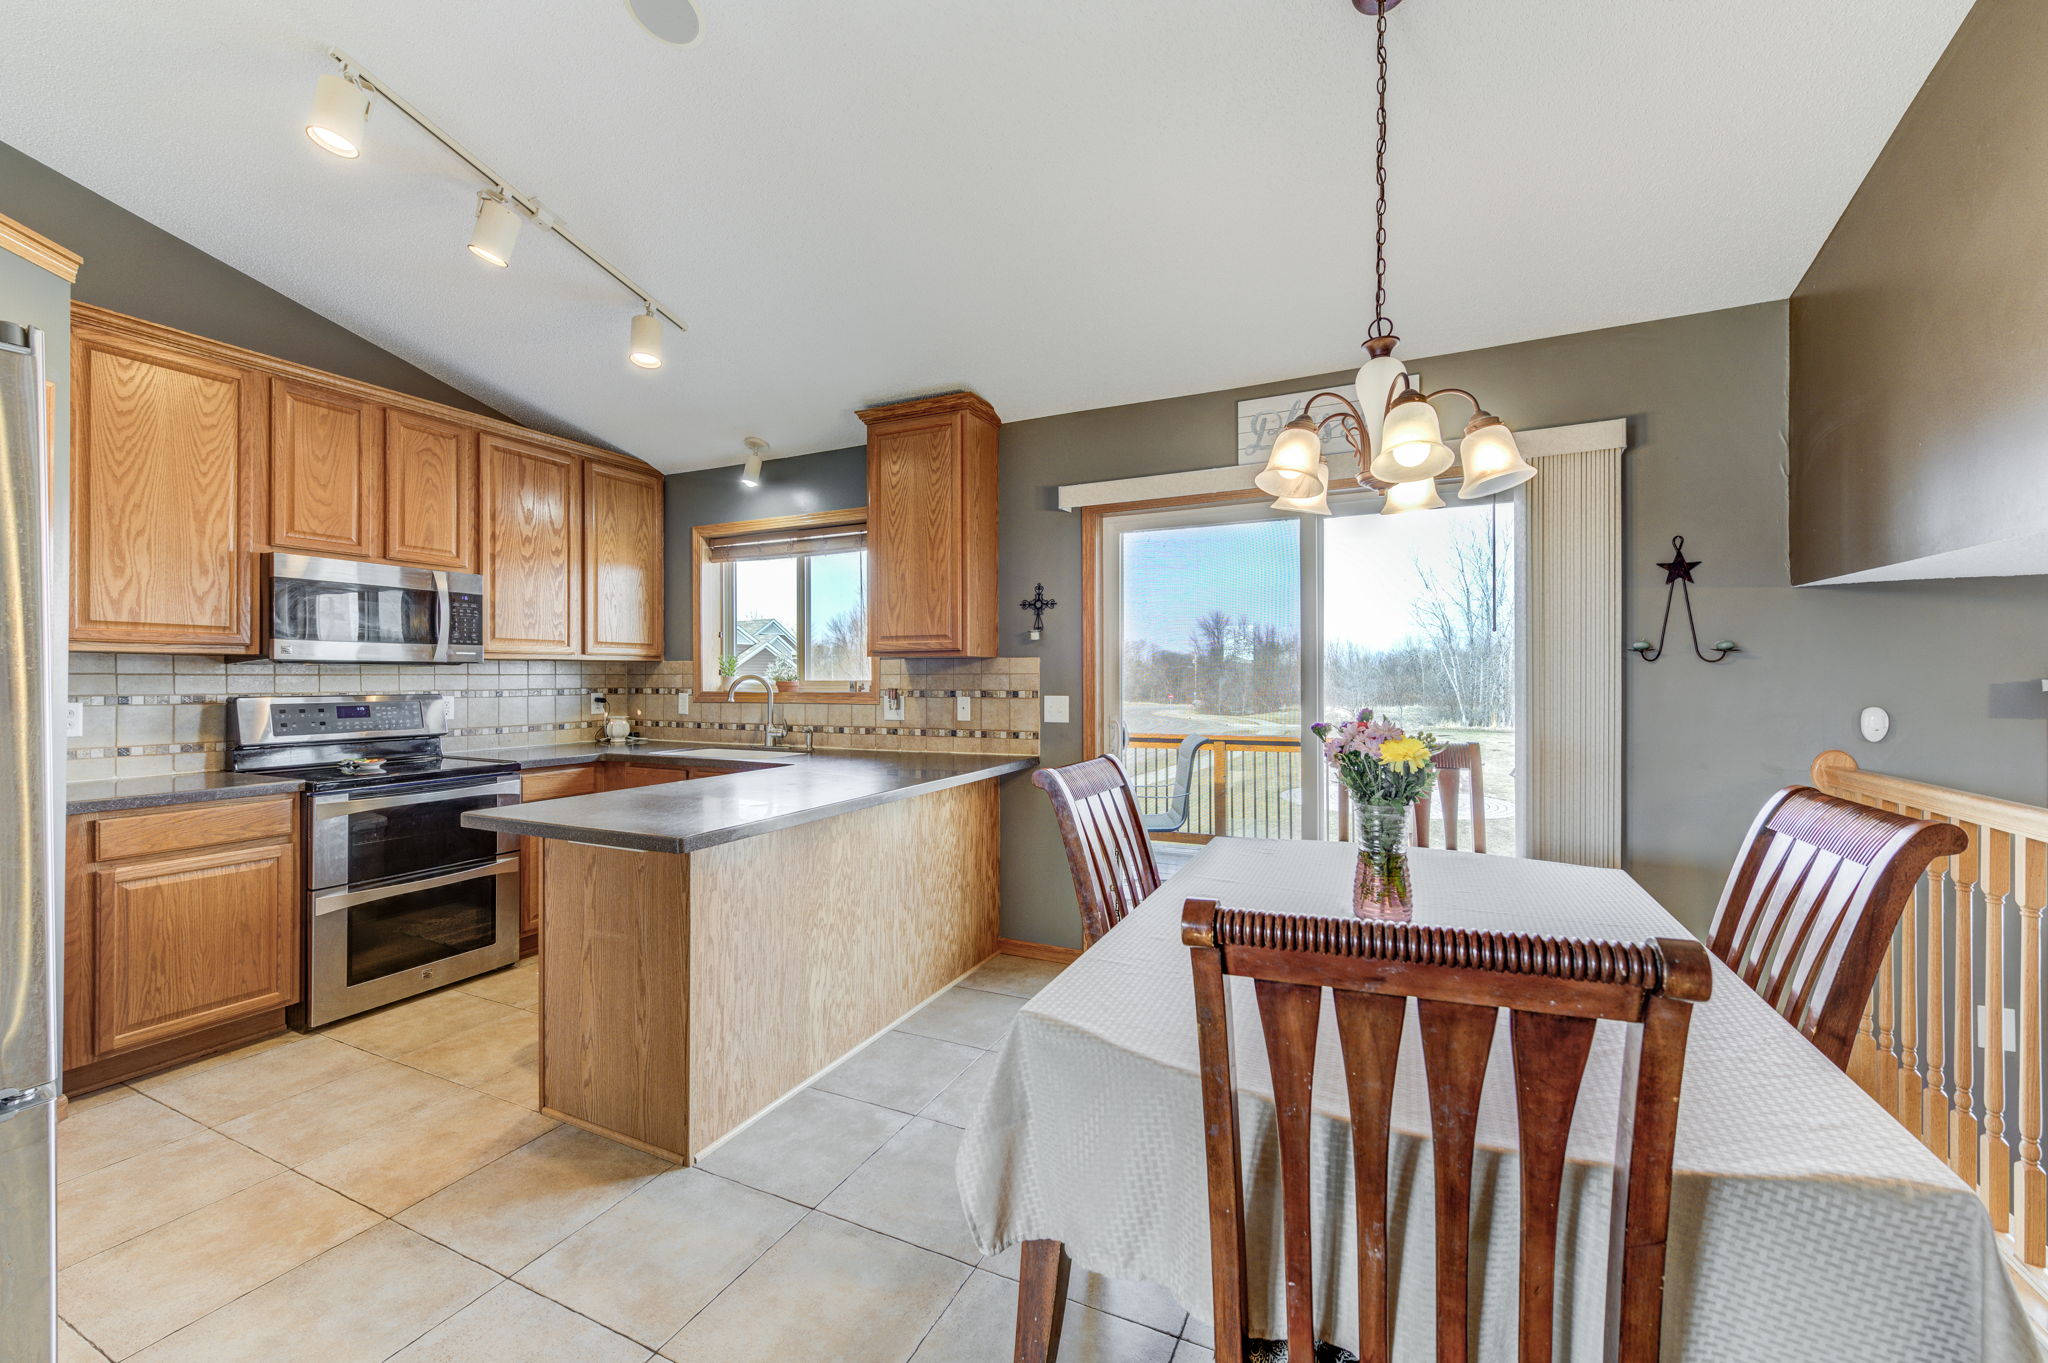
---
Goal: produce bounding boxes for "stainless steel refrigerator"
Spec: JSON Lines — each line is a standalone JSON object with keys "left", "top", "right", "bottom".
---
{"left": 0, "top": 320, "right": 60, "bottom": 1363}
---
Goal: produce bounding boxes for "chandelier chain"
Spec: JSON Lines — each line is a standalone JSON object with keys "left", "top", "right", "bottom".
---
{"left": 1369, "top": 9, "right": 1392, "bottom": 340}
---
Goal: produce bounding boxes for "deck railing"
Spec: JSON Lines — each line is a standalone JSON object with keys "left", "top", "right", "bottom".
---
{"left": 1810, "top": 750, "right": 2048, "bottom": 1270}
{"left": 1124, "top": 733, "right": 1304, "bottom": 841}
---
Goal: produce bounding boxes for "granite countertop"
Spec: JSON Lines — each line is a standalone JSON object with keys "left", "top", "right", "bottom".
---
{"left": 461, "top": 747, "right": 1037, "bottom": 853}
{"left": 66, "top": 771, "right": 307, "bottom": 816}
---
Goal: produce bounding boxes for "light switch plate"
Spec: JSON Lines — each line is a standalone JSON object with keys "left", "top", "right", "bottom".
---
{"left": 955, "top": 692, "right": 974, "bottom": 723}
{"left": 66, "top": 701, "right": 84, "bottom": 738}
{"left": 1043, "top": 695, "right": 1070, "bottom": 724}
{"left": 882, "top": 690, "right": 905, "bottom": 723}
{"left": 678, "top": 690, "right": 690, "bottom": 715}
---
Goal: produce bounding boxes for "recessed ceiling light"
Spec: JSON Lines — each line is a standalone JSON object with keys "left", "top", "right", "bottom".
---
{"left": 627, "top": 0, "right": 704, "bottom": 47}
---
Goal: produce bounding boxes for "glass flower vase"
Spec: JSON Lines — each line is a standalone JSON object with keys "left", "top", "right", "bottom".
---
{"left": 1351, "top": 801, "right": 1415, "bottom": 918}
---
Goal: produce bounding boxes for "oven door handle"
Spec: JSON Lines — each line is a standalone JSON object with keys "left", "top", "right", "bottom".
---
{"left": 311, "top": 853, "right": 520, "bottom": 916}
{"left": 310, "top": 777, "right": 523, "bottom": 817}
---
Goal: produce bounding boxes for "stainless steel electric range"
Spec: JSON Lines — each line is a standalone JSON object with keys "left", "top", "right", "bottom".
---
{"left": 229, "top": 694, "right": 522, "bottom": 1028}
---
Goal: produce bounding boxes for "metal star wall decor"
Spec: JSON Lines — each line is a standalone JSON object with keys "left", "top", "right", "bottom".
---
{"left": 1631, "top": 535, "right": 1738, "bottom": 663}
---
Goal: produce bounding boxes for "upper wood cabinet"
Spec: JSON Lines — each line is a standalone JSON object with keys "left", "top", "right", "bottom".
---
{"left": 583, "top": 461, "right": 665, "bottom": 659}
{"left": 383, "top": 407, "right": 478, "bottom": 571}
{"left": 269, "top": 377, "right": 382, "bottom": 559}
{"left": 859, "top": 391, "right": 1000, "bottom": 657}
{"left": 482, "top": 434, "right": 582, "bottom": 656}
{"left": 71, "top": 320, "right": 267, "bottom": 653}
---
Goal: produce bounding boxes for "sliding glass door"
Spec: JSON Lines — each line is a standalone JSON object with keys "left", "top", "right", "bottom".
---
{"left": 1097, "top": 490, "right": 1519, "bottom": 852}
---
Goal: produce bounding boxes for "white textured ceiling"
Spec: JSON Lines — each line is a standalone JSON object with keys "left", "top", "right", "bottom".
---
{"left": 0, "top": 0, "right": 1970, "bottom": 472}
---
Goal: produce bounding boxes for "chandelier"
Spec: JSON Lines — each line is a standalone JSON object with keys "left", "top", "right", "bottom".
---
{"left": 1255, "top": 0, "right": 1537, "bottom": 516}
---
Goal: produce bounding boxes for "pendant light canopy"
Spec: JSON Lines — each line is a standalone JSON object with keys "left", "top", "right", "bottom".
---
{"left": 1250, "top": 1, "right": 1533, "bottom": 513}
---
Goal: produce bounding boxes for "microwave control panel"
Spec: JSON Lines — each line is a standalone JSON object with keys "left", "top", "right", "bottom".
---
{"left": 448, "top": 592, "right": 484, "bottom": 647}
{"left": 265, "top": 699, "right": 426, "bottom": 737}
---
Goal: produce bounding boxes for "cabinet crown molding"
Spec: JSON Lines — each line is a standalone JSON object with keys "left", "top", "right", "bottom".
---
{"left": 857, "top": 390, "right": 1001, "bottom": 428}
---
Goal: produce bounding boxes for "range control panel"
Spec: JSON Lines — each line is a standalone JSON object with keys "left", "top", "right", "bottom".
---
{"left": 265, "top": 699, "right": 427, "bottom": 737}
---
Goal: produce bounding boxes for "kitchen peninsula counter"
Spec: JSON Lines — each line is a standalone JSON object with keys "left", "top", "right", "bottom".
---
{"left": 461, "top": 744, "right": 1032, "bottom": 1163}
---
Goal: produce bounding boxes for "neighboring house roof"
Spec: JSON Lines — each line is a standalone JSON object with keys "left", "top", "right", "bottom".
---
{"left": 733, "top": 617, "right": 797, "bottom": 673}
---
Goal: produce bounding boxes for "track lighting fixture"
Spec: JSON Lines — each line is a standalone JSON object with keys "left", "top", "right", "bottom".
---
{"left": 467, "top": 191, "right": 520, "bottom": 268}
{"left": 306, "top": 72, "right": 369, "bottom": 158}
{"left": 306, "top": 50, "right": 686, "bottom": 373}
{"left": 739, "top": 437, "right": 769, "bottom": 489}
{"left": 628, "top": 308, "right": 663, "bottom": 369}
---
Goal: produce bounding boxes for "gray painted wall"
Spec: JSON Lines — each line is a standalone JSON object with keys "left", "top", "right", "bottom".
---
{"left": 0, "top": 139, "right": 501, "bottom": 418}
{"left": 667, "top": 300, "right": 2048, "bottom": 946}
{"left": 661, "top": 445, "right": 867, "bottom": 660}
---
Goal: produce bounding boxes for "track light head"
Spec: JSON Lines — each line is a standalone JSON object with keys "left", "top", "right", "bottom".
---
{"left": 307, "top": 72, "right": 369, "bottom": 158}
{"left": 629, "top": 309, "right": 663, "bottom": 369}
{"left": 739, "top": 436, "right": 769, "bottom": 489}
{"left": 467, "top": 192, "right": 520, "bottom": 267}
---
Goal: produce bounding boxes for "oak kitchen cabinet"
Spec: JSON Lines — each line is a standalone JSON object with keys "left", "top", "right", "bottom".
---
{"left": 858, "top": 391, "right": 1000, "bottom": 657}
{"left": 268, "top": 376, "right": 382, "bottom": 559}
{"left": 68, "top": 304, "right": 662, "bottom": 657}
{"left": 482, "top": 434, "right": 582, "bottom": 657}
{"left": 64, "top": 795, "right": 301, "bottom": 1093}
{"left": 582, "top": 460, "right": 665, "bottom": 658}
{"left": 70, "top": 315, "right": 267, "bottom": 653}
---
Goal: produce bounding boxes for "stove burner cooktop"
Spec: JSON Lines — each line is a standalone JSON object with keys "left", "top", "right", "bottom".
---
{"left": 279, "top": 754, "right": 520, "bottom": 794}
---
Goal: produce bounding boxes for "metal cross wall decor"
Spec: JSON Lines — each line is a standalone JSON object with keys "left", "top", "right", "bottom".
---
{"left": 1020, "top": 583, "right": 1057, "bottom": 641}
{"left": 1630, "top": 535, "right": 1738, "bottom": 663}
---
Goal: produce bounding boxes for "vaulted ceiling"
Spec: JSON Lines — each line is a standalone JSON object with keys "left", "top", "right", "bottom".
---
{"left": 0, "top": 0, "right": 1971, "bottom": 471}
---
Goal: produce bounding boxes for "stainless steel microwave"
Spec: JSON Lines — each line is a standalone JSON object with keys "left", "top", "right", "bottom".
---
{"left": 266, "top": 554, "right": 485, "bottom": 663}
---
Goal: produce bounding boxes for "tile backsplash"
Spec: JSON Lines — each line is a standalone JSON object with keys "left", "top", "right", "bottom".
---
{"left": 67, "top": 653, "right": 1040, "bottom": 780}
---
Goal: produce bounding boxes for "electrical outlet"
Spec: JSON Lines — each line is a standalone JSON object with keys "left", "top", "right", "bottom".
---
{"left": 955, "top": 692, "right": 974, "bottom": 723}
{"left": 66, "top": 701, "right": 84, "bottom": 739}
{"left": 589, "top": 692, "right": 607, "bottom": 715}
{"left": 882, "top": 689, "right": 905, "bottom": 723}
{"left": 1043, "top": 695, "right": 1070, "bottom": 724}
{"left": 1978, "top": 1004, "right": 2020, "bottom": 1052}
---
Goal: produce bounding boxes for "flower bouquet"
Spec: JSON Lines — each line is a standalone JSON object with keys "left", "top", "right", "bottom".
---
{"left": 1311, "top": 707, "right": 1442, "bottom": 916}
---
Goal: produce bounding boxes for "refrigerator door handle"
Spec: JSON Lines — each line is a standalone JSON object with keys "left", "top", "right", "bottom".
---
{"left": 0, "top": 1082, "right": 57, "bottom": 1116}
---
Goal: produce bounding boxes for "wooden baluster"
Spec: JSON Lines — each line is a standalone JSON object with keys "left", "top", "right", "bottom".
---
{"left": 1897, "top": 810, "right": 1925, "bottom": 1139}
{"left": 2019, "top": 838, "right": 2046, "bottom": 1266}
{"left": 1874, "top": 935, "right": 1901, "bottom": 1118}
{"left": 1984, "top": 828, "right": 2013, "bottom": 1233}
{"left": 1951, "top": 819, "right": 1980, "bottom": 1189}
{"left": 1922, "top": 814, "right": 1951, "bottom": 1162}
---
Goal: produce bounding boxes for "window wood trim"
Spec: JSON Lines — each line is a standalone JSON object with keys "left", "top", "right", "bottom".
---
{"left": 689, "top": 506, "right": 878, "bottom": 703}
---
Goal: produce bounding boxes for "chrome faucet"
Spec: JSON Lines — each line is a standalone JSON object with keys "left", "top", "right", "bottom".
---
{"left": 725, "top": 673, "right": 785, "bottom": 749}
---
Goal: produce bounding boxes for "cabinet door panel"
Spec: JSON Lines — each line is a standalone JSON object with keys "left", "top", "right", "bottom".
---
{"left": 867, "top": 416, "right": 965, "bottom": 653}
{"left": 71, "top": 329, "right": 264, "bottom": 650}
{"left": 269, "top": 378, "right": 380, "bottom": 557}
{"left": 385, "top": 409, "right": 478, "bottom": 570}
{"left": 482, "top": 437, "right": 581, "bottom": 656}
{"left": 583, "top": 461, "right": 664, "bottom": 658}
{"left": 92, "top": 841, "right": 299, "bottom": 1057}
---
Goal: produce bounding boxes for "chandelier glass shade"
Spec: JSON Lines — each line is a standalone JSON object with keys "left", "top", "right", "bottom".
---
{"left": 1456, "top": 416, "right": 1537, "bottom": 498}
{"left": 1255, "top": 419, "right": 1326, "bottom": 498}
{"left": 1270, "top": 461, "right": 1333, "bottom": 515}
{"left": 1381, "top": 476, "right": 1446, "bottom": 515}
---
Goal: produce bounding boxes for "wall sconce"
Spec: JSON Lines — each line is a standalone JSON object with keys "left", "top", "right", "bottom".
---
{"left": 1020, "top": 583, "right": 1057, "bottom": 641}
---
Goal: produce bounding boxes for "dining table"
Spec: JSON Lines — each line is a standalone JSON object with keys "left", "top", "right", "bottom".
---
{"left": 957, "top": 838, "right": 2042, "bottom": 1362}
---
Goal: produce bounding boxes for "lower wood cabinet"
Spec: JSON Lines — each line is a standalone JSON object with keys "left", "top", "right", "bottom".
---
{"left": 516, "top": 761, "right": 700, "bottom": 955}
{"left": 64, "top": 795, "right": 301, "bottom": 1092}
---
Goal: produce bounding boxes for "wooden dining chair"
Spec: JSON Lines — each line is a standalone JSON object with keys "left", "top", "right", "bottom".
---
{"left": 1708, "top": 784, "right": 1967, "bottom": 1069}
{"left": 1033, "top": 754, "right": 1162, "bottom": 946}
{"left": 1014, "top": 900, "right": 1712, "bottom": 1363}
{"left": 1414, "top": 742, "right": 1485, "bottom": 852}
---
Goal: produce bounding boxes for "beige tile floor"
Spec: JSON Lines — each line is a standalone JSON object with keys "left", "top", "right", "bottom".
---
{"left": 55, "top": 952, "right": 1214, "bottom": 1363}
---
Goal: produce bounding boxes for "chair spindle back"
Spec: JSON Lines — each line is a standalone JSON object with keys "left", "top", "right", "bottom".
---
{"left": 1414, "top": 742, "right": 1486, "bottom": 852}
{"left": 1183, "top": 898, "right": 1712, "bottom": 1363}
{"left": 1708, "top": 785, "right": 1967, "bottom": 1068}
{"left": 1035, "top": 755, "right": 1163, "bottom": 946}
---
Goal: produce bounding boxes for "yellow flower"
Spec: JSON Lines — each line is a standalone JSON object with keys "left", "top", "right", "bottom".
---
{"left": 1378, "top": 737, "right": 1432, "bottom": 772}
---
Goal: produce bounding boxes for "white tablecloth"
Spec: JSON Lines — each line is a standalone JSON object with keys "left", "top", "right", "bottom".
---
{"left": 958, "top": 839, "right": 2041, "bottom": 1362}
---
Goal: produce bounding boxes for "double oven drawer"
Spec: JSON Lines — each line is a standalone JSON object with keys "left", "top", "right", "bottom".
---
{"left": 308, "top": 778, "right": 521, "bottom": 890}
